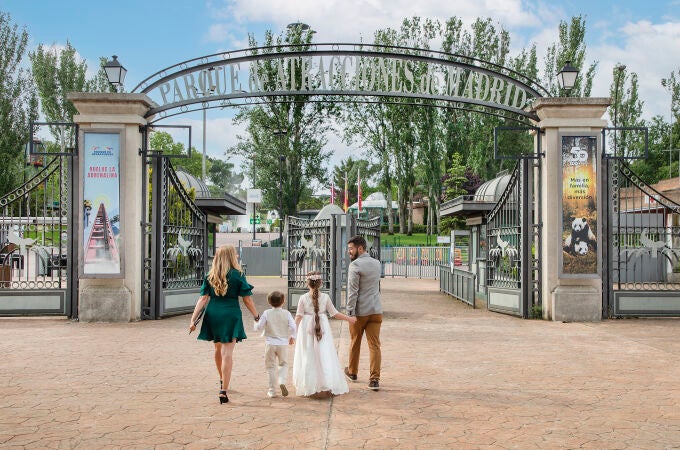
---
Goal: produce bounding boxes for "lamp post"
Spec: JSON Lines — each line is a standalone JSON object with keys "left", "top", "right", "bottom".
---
{"left": 278, "top": 155, "right": 286, "bottom": 245}
{"left": 272, "top": 128, "right": 287, "bottom": 246}
{"left": 662, "top": 82, "right": 680, "bottom": 179}
{"left": 103, "top": 55, "right": 127, "bottom": 92}
{"left": 613, "top": 64, "right": 626, "bottom": 157}
{"left": 198, "top": 68, "right": 216, "bottom": 182}
{"left": 556, "top": 60, "right": 579, "bottom": 95}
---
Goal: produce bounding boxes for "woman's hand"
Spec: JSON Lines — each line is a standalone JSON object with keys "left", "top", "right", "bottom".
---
{"left": 189, "top": 322, "right": 196, "bottom": 334}
{"left": 347, "top": 316, "right": 357, "bottom": 325}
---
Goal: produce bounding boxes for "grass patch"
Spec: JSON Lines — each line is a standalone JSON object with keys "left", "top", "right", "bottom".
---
{"left": 380, "top": 233, "right": 447, "bottom": 247}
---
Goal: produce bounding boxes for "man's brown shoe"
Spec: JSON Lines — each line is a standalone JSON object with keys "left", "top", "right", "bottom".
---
{"left": 344, "top": 367, "right": 357, "bottom": 382}
{"left": 368, "top": 380, "right": 379, "bottom": 390}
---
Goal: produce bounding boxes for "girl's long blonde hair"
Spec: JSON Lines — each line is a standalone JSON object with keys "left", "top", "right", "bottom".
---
{"left": 207, "top": 245, "right": 242, "bottom": 296}
{"left": 307, "top": 271, "right": 323, "bottom": 341}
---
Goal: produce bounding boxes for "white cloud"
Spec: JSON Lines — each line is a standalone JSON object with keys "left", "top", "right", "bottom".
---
{"left": 210, "top": 0, "right": 549, "bottom": 48}
{"left": 590, "top": 20, "right": 680, "bottom": 120}
{"left": 206, "top": 24, "right": 232, "bottom": 42}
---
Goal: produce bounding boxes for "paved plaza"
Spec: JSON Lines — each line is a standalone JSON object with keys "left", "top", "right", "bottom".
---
{"left": 1, "top": 277, "right": 679, "bottom": 449}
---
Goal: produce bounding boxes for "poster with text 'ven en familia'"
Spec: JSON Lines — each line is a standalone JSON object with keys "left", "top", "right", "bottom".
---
{"left": 82, "top": 132, "right": 121, "bottom": 276}
{"left": 561, "top": 136, "right": 598, "bottom": 275}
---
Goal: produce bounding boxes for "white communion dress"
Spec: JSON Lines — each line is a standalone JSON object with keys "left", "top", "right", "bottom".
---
{"left": 293, "top": 292, "right": 349, "bottom": 396}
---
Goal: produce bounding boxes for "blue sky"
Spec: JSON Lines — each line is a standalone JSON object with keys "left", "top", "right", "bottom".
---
{"left": 2, "top": 0, "right": 679, "bottom": 182}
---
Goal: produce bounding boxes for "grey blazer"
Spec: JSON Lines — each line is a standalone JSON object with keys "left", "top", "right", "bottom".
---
{"left": 347, "top": 252, "right": 382, "bottom": 316}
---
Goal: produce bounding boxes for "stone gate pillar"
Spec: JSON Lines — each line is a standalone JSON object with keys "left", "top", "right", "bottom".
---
{"left": 68, "top": 93, "right": 155, "bottom": 321}
{"left": 531, "top": 98, "right": 610, "bottom": 321}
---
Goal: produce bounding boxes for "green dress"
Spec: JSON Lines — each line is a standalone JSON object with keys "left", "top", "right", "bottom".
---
{"left": 197, "top": 269, "right": 254, "bottom": 343}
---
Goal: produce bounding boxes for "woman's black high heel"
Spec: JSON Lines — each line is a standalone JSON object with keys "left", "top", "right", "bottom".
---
{"left": 218, "top": 390, "right": 228, "bottom": 404}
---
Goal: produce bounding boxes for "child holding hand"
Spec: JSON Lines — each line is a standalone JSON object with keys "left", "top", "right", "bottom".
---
{"left": 254, "top": 291, "right": 296, "bottom": 398}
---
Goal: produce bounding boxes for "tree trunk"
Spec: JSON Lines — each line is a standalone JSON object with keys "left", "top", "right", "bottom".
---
{"left": 427, "top": 192, "right": 434, "bottom": 235}
{"left": 407, "top": 188, "right": 414, "bottom": 236}
{"left": 397, "top": 185, "right": 406, "bottom": 234}
{"left": 435, "top": 196, "right": 441, "bottom": 235}
{"left": 386, "top": 188, "right": 394, "bottom": 235}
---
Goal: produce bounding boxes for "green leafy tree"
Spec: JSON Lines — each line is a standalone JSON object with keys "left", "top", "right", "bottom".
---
{"left": 30, "top": 42, "right": 113, "bottom": 154}
{"left": 149, "top": 131, "right": 203, "bottom": 179}
{"left": 0, "top": 12, "right": 38, "bottom": 195}
{"left": 608, "top": 65, "right": 645, "bottom": 158}
{"left": 207, "top": 158, "right": 244, "bottom": 197}
{"left": 631, "top": 115, "right": 674, "bottom": 183}
{"left": 332, "top": 157, "right": 370, "bottom": 210}
{"left": 542, "top": 15, "right": 597, "bottom": 97}
{"left": 660, "top": 69, "right": 680, "bottom": 179}
{"left": 634, "top": 70, "right": 680, "bottom": 182}
{"left": 441, "top": 17, "right": 535, "bottom": 180}
{"left": 227, "top": 25, "right": 336, "bottom": 218}
{"left": 439, "top": 152, "right": 471, "bottom": 233}
{"left": 30, "top": 42, "right": 87, "bottom": 125}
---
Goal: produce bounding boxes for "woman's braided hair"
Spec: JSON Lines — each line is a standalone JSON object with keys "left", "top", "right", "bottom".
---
{"left": 306, "top": 271, "right": 323, "bottom": 341}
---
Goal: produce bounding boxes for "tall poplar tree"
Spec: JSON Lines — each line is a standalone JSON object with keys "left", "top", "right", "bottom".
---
{"left": 542, "top": 15, "right": 597, "bottom": 97}
{"left": 227, "top": 25, "right": 336, "bottom": 217}
{"left": 0, "top": 11, "right": 38, "bottom": 195}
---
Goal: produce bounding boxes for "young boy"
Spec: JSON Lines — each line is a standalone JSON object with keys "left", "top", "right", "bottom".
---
{"left": 254, "top": 291, "right": 296, "bottom": 398}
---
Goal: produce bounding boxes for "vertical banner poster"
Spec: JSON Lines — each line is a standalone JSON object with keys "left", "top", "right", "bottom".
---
{"left": 561, "top": 136, "right": 597, "bottom": 275}
{"left": 82, "top": 132, "right": 121, "bottom": 275}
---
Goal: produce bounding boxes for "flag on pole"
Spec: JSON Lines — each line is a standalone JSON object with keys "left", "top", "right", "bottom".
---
{"left": 357, "top": 168, "right": 362, "bottom": 214}
{"left": 343, "top": 173, "right": 348, "bottom": 212}
{"left": 330, "top": 182, "right": 335, "bottom": 205}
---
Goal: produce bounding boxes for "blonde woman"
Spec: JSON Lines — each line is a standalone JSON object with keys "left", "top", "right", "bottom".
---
{"left": 189, "top": 245, "right": 259, "bottom": 404}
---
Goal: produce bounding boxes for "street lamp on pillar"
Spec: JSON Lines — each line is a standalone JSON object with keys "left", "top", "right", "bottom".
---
{"left": 103, "top": 55, "right": 127, "bottom": 92}
{"left": 199, "top": 67, "right": 216, "bottom": 182}
{"left": 556, "top": 60, "right": 579, "bottom": 95}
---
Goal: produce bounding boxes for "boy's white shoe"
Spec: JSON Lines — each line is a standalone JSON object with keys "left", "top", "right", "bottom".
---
{"left": 267, "top": 388, "right": 276, "bottom": 398}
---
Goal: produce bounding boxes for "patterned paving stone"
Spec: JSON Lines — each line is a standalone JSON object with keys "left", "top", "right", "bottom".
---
{"left": 1, "top": 277, "right": 680, "bottom": 448}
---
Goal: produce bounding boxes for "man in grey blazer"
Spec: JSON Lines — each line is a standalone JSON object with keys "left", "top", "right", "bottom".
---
{"left": 345, "top": 235, "right": 382, "bottom": 390}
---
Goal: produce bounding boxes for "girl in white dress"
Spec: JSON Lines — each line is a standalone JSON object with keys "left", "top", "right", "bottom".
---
{"left": 293, "top": 271, "right": 357, "bottom": 397}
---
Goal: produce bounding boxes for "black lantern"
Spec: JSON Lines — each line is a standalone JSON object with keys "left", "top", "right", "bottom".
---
{"left": 103, "top": 55, "right": 127, "bottom": 92}
{"left": 556, "top": 60, "right": 579, "bottom": 93}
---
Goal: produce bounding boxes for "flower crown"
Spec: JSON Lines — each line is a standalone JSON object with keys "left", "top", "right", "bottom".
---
{"left": 306, "top": 274, "right": 322, "bottom": 281}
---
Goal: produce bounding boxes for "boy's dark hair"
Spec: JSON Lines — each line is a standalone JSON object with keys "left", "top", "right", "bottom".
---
{"left": 348, "top": 235, "right": 367, "bottom": 250}
{"left": 267, "top": 291, "right": 285, "bottom": 307}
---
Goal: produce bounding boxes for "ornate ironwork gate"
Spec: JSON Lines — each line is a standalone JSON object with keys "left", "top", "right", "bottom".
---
{"left": 0, "top": 123, "right": 78, "bottom": 317}
{"left": 286, "top": 216, "right": 336, "bottom": 310}
{"left": 141, "top": 129, "right": 207, "bottom": 319}
{"left": 285, "top": 214, "right": 380, "bottom": 311}
{"left": 603, "top": 159, "right": 680, "bottom": 317}
{"left": 486, "top": 158, "right": 541, "bottom": 318}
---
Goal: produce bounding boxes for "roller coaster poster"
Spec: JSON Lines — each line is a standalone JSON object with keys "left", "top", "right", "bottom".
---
{"left": 82, "top": 132, "right": 122, "bottom": 276}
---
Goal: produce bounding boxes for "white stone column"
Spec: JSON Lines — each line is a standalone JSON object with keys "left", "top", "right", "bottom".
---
{"left": 531, "top": 98, "right": 610, "bottom": 321}
{"left": 68, "top": 93, "right": 156, "bottom": 321}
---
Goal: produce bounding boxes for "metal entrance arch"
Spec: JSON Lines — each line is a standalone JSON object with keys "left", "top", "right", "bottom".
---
{"left": 131, "top": 43, "right": 550, "bottom": 124}
{"left": 0, "top": 123, "right": 78, "bottom": 317}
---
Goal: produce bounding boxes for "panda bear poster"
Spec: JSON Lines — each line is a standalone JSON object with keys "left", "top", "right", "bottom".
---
{"left": 561, "top": 136, "right": 597, "bottom": 275}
